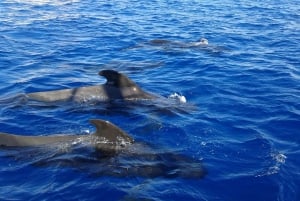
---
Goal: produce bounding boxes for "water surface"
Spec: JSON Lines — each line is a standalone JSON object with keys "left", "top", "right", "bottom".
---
{"left": 0, "top": 0, "right": 299, "bottom": 200}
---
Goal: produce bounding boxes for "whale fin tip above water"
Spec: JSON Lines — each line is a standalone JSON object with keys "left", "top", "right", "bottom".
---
{"left": 90, "top": 119, "right": 134, "bottom": 144}
{"left": 99, "top": 70, "right": 137, "bottom": 88}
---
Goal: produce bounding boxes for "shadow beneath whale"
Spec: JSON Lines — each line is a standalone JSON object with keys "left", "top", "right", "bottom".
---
{"left": 26, "top": 144, "right": 206, "bottom": 179}
{"left": 66, "top": 98, "right": 197, "bottom": 120}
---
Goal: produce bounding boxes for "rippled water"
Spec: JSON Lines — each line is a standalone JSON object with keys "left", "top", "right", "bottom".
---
{"left": 0, "top": 0, "right": 299, "bottom": 201}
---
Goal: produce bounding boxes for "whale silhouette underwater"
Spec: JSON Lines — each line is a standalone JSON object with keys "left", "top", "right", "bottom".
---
{"left": 0, "top": 119, "right": 206, "bottom": 179}
{"left": 148, "top": 38, "right": 209, "bottom": 47}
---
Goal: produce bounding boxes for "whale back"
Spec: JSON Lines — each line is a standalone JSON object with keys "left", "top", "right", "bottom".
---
{"left": 90, "top": 119, "right": 134, "bottom": 155}
{"left": 25, "top": 70, "right": 156, "bottom": 102}
{"left": 99, "top": 70, "right": 137, "bottom": 88}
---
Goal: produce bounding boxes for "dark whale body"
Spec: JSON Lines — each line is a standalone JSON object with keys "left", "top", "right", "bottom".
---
{"left": 141, "top": 38, "right": 225, "bottom": 54}
{"left": 0, "top": 120, "right": 205, "bottom": 179}
{"left": 149, "top": 38, "right": 209, "bottom": 47}
{"left": 26, "top": 70, "right": 156, "bottom": 103}
{"left": 0, "top": 120, "right": 133, "bottom": 154}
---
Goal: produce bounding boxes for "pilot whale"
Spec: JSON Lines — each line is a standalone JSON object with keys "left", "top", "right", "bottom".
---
{"left": 149, "top": 38, "right": 209, "bottom": 47}
{"left": 0, "top": 120, "right": 206, "bottom": 179}
{"left": 126, "top": 37, "right": 225, "bottom": 54}
{"left": 26, "top": 70, "right": 157, "bottom": 103}
{"left": 0, "top": 119, "right": 133, "bottom": 154}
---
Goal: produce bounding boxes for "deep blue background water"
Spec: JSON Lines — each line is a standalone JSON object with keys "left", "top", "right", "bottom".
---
{"left": 0, "top": 0, "right": 299, "bottom": 200}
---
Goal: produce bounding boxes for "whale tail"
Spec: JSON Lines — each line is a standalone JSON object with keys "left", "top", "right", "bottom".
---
{"left": 98, "top": 70, "right": 138, "bottom": 88}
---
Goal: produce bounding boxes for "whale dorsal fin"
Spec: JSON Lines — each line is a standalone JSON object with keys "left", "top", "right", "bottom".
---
{"left": 90, "top": 119, "right": 134, "bottom": 144}
{"left": 99, "top": 70, "right": 137, "bottom": 88}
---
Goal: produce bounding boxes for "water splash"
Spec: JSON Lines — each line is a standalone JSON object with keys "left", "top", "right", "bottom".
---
{"left": 257, "top": 152, "right": 287, "bottom": 177}
{"left": 168, "top": 93, "right": 187, "bottom": 103}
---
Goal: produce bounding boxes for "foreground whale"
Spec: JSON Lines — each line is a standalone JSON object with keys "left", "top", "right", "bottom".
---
{"left": 26, "top": 70, "right": 157, "bottom": 103}
{"left": 0, "top": 120, "right": 205, "bottom": 178}
{"left": 0, "top": 119, "right": 133, "bottom": 154}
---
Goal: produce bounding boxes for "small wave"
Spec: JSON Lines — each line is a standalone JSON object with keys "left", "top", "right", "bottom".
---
{"left": 14, "top": 0, "right": 80, "bottom": 6}
{"left": 257, "top": 152, "right": 287, "bottom": 177}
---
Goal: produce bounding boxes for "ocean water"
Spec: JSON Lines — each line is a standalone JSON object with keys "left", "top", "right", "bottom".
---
{"left": 0, "top": 0, "right": 299, "bottom": 200}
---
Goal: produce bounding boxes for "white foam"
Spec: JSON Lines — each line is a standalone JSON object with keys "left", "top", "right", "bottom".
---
{"left": 256, "top": 152, "right": 287, "bottom": 177}
{"left": 273, "top": 153, "right": 287, "bottom": 163}
{"left": 168, "top": 93, "right": 187, "bottom": 103}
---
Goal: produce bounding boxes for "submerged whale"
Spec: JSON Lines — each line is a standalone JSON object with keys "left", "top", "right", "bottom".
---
{"left": 26, "top": 70, "right": 157, "bottom": 103}
{"left": 149, "top": 37, "right": 209, "bottom": 47}
{"left": 0, "top": 120, "right": 206, "bottom": 178}
{"left": 126, "top": 37, "right": 225, "bottom": 54}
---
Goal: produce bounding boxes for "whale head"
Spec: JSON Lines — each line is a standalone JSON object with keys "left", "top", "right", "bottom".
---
{"left": 197, "top": 38, "right": 209, "bottom": 45}
{"left": 192, "top": 38, "right": 209, "bottom": 46}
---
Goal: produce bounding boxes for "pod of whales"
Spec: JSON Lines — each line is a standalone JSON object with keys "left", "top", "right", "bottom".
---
{"left": 1, "top": 68, "right": 200, "bottom": 178}
{"left": 26, "top": 70, "right": 156, "bottom": 103}
{"left": 0, "top": 119, "right": 206, "bottom": 179}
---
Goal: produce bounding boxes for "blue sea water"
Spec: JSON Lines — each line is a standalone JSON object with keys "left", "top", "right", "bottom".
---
{"left": 0, "top": 0, "right": 299, "bottom": 200}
